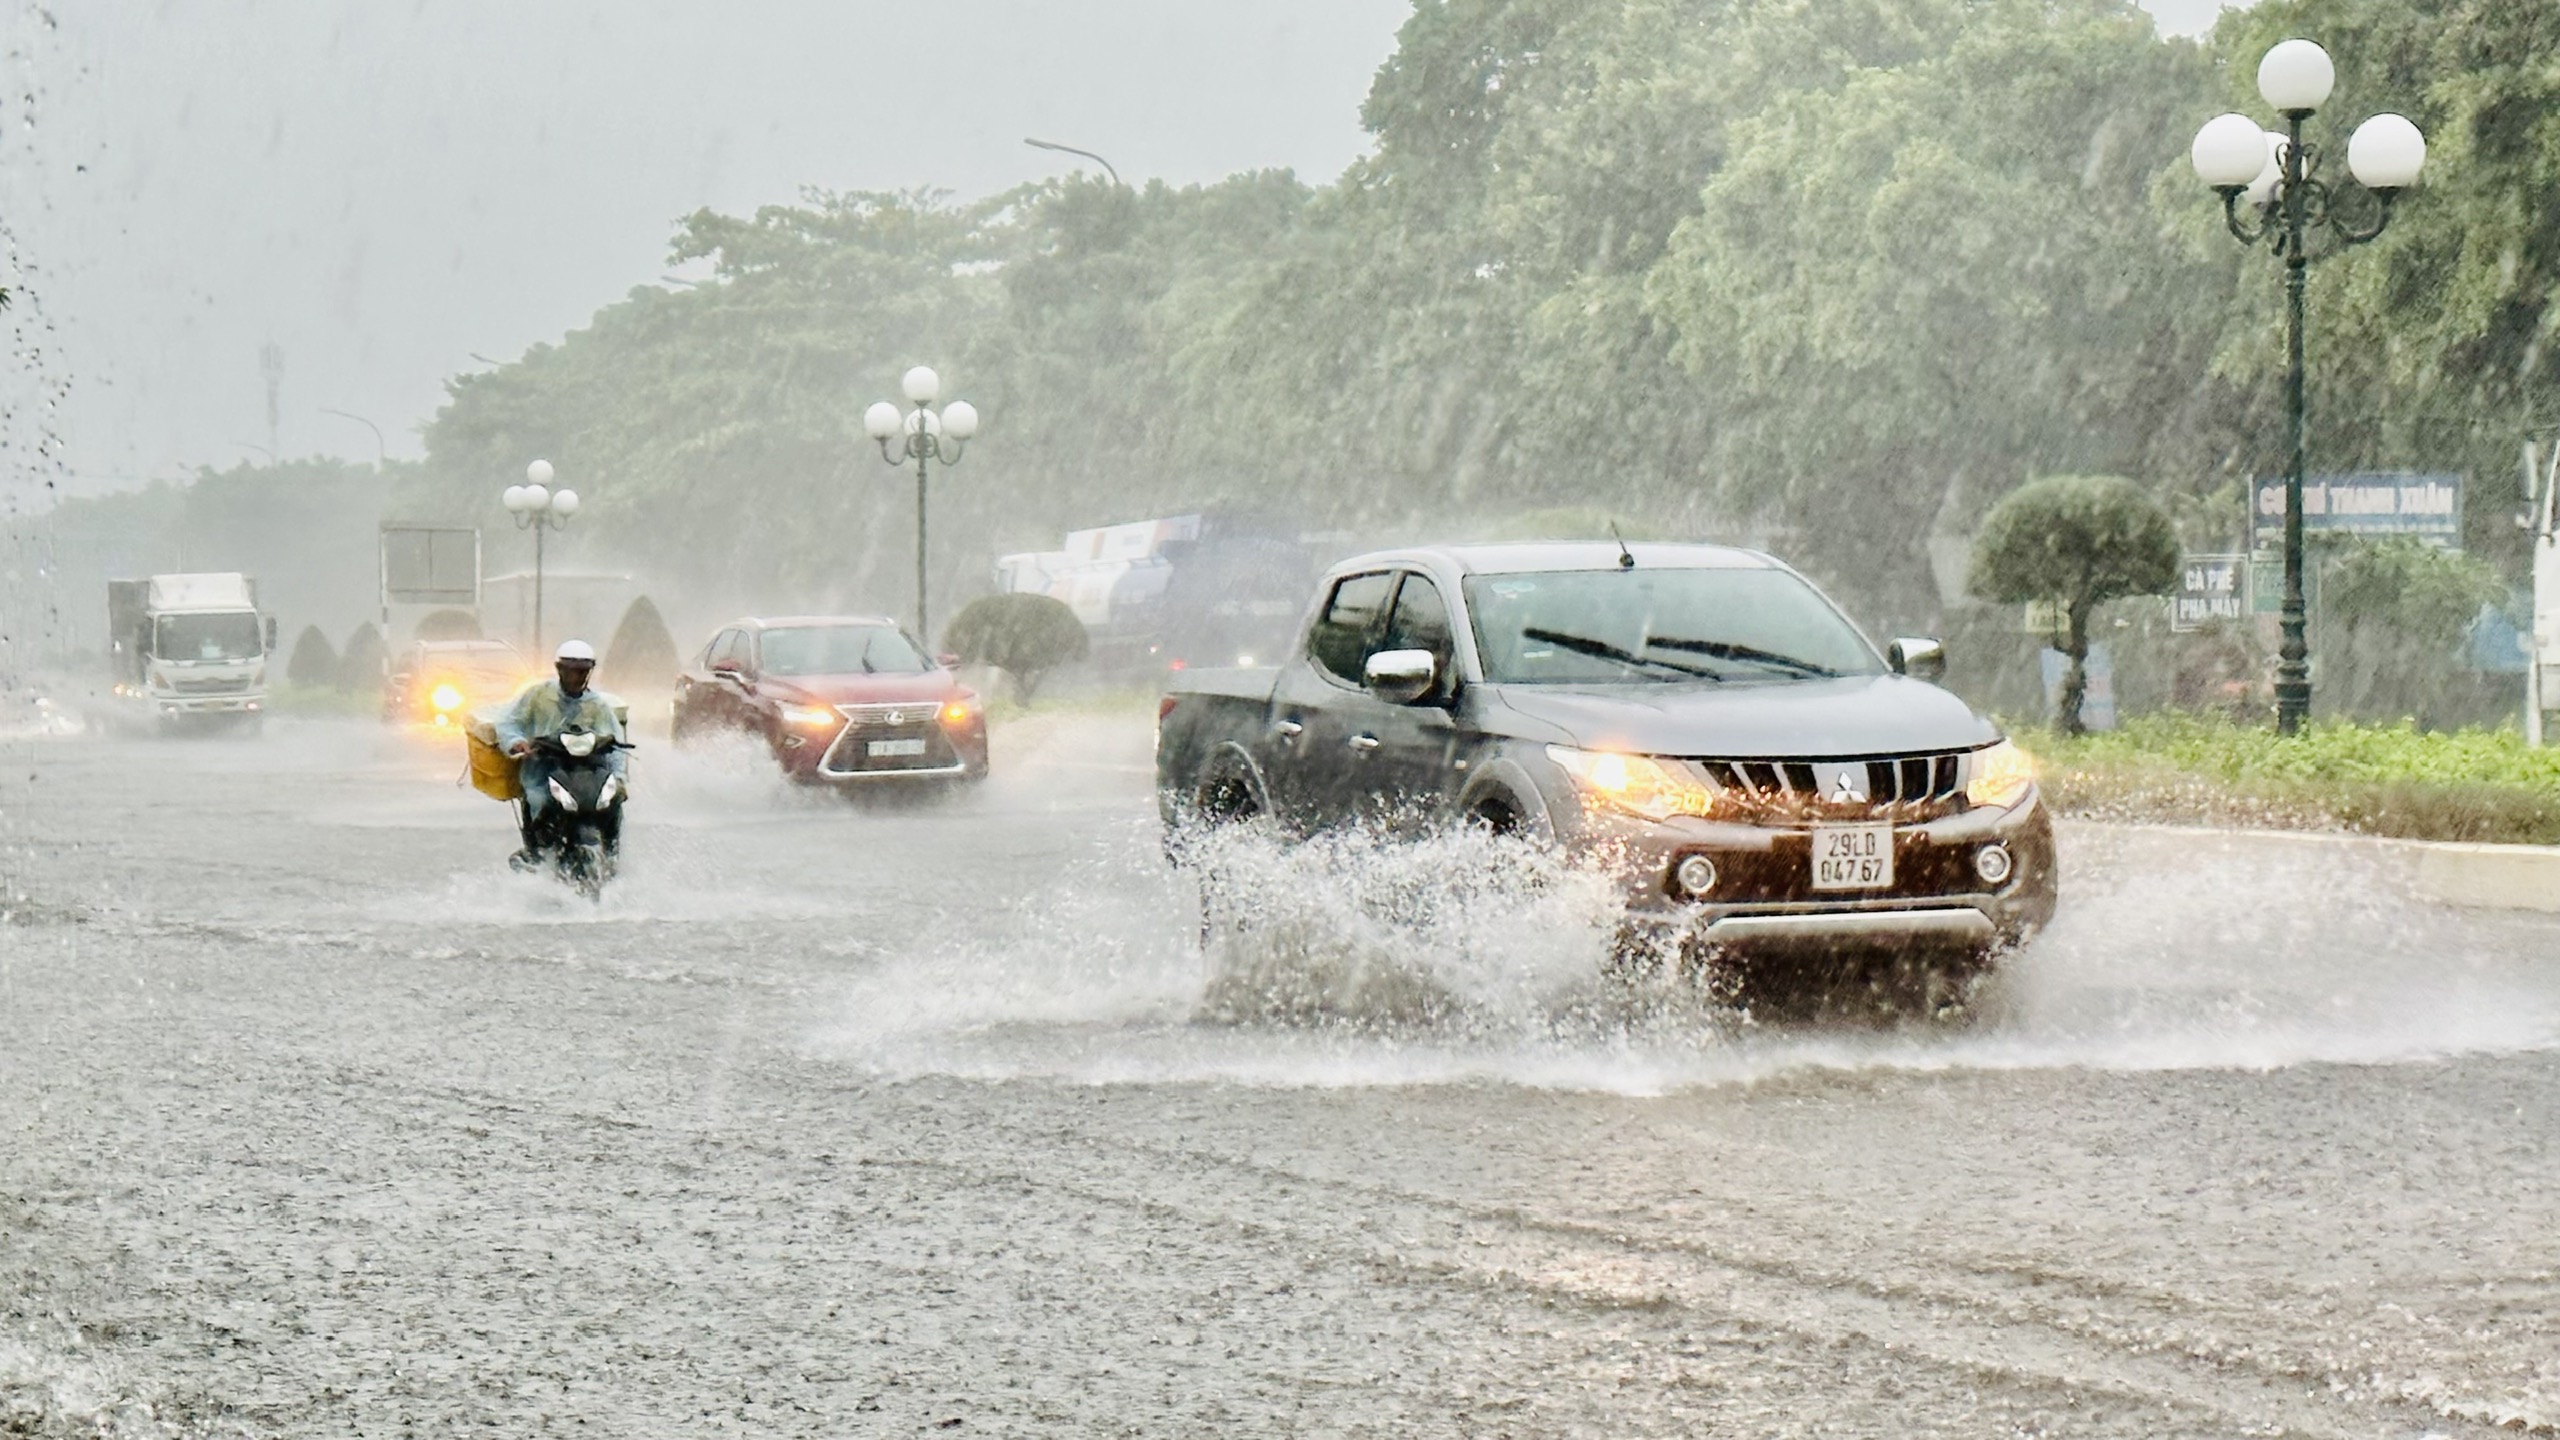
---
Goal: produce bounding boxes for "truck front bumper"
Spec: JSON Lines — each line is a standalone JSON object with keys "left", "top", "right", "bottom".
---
{"left": 1594, "top": 793, "right": 2058, "bottom": 956}
{"left": 148, "top": 692, "right": 264, "bottom": 715}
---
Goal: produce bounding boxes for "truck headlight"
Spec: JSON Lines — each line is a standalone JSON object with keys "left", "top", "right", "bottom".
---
{"left": 1964, "top": 739, "right": 2036, "bottom": 811}
{"left": 430, "top": 683, "right": 465, "bottom": 712}
{"left": 1547, "top": 746, "right": 1716, "bottom": 822}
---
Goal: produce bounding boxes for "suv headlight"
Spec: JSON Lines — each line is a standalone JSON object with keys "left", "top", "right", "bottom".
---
{"left": 1964, "top": 739, "right": 2036, "bottom": 811}
{"left": 1548, "top": 746, "right": 1716, "bottom": 822}
{"left": 781, "top": 705, "right": 839, "bottom": 729}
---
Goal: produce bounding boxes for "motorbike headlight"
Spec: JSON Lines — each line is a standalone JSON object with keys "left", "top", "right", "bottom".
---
{"left": 1547, "top": 745, "right": 1716, "bottom": 822}
{"left": 1964, "top": 739, "right": 2036, "bottom": 811}
{"left": 548, "top": 777, "right": 578, "bottom": 812}
{"left": 781, "top": 705, "right": 839, "bottom": 729}
{"left": 430, "top": 683, "right": 465, "bottom": 712}
{"left": 562, "top": 731, "right": 599, "bottom": 757}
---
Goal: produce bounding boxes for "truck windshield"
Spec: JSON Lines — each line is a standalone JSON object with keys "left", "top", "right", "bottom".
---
{"left": 758, "top": 625, "right": 931, "bottom": 677}
{"left": 154, "top": 613, "right": 263, "bottom": 662}
{"left": 1463, "top": 568, "right": 1882, "bottom": 684}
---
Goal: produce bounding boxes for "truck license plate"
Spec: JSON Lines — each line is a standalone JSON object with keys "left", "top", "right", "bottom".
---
{"left": 868, "top": 738, "right": 928, "bottom": 758}
{"left": 1811, "top": 823, "right": 1894, "bottom": 890}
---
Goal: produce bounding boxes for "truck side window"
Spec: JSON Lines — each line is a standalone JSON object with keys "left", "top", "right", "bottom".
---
{"left": 1383, "top": 573, "right": 1452, "bottom": 668}
{"left": 1308, "top": 572, "right": 1393, "bottom": 684}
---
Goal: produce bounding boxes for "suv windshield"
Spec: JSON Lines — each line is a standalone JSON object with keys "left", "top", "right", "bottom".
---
{"left": 154, "top": 613, "right": 263, "bottom": 663}
{"left": 758, "top": 625, "right": 931, "bottom": 677}
{"left": 1463, "top": 568, "right": 1881, "bottom": 685}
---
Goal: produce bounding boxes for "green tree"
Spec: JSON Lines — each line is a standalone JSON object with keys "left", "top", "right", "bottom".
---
{"left": 941, "top": 593, "right": 1090, "bottom": 703}
{"left": 2321, "top": 537, "right": 2510, "bottom": 727}
{"left": 284, "top": 626, "right": 338, "bottom": 687}
{"left": 1967, "top": 475, "right": 2180, "bottom": 734}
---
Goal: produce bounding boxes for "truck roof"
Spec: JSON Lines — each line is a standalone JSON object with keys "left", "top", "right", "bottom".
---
{"left": 1335, "top": 542, "right": 1778, "bottom": 577}
{"left": 144, "top": 572, "right": 258, "bottom": 612}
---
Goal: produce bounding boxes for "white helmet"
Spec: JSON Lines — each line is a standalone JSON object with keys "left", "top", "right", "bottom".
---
{"left": 555, "top": 639, "right": 597, "bottom": 663}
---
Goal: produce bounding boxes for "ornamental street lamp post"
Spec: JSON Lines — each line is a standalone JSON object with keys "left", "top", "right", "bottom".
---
{"left": 863, "top": 367, "right": 980, "bottom": 641}
{"left": 501, "top": 459, "right": 580, "bottom": 657}
{"left": 2190, "top": 39, "right": 2427, "bottom": 736}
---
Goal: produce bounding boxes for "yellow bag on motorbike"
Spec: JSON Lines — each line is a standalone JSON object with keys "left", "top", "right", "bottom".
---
{"left": 463, "top": 710, "right": 522, "bottom": 802}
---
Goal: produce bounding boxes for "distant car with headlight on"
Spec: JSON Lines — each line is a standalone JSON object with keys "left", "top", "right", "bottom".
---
{"left": 384, "top": 640, "right": 532, "bottom": 729}
{"left": 671, "top": 616, "right": 987, "bottom": 786}
{"left": 1156, "top": 543, "right": 2057, "bottom": 991}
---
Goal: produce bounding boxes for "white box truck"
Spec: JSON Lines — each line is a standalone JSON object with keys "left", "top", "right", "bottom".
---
{"left": 107, "top": 573, "right": 276, "bottom": 729}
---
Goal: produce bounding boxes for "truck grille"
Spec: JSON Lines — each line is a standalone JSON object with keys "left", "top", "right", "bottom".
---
{"left": 1684, "top": 752, "right": 1965, "bottom": 822}
{"left": 169, "top": 676, "right": 255, "bottom": 695}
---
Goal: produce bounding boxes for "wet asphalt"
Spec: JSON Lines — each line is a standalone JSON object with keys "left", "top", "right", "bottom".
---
{"left": 2, "top": 709, "right": 2556, "bottom": 1437}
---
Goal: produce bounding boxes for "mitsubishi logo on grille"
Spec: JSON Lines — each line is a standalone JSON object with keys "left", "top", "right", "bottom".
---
{"left": 884, "top": 709, "right": 906, "bottom": 725}
{"left": 1827, "top": 765, "right": 1868, "bottom": 804}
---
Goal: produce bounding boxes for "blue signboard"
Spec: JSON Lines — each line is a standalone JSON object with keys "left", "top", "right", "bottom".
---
{"left": 2251, "top": 472, "right": 2462, "bottom": 550}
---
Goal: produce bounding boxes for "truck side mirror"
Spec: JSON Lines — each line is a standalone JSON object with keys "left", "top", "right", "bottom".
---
{"left": 1887, "top": 637, "right": 1946, "bottom": 682}
{"left": 1364, "top": 648, "right": 1438, "bottom": 706}
{"left": 264, "top": 617, "right": 279, "bottom": 653}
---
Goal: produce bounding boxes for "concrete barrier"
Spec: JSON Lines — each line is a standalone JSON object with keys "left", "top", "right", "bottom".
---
{"left": 2065, "top": 820, "right": 2560, "bottom": 915}
{"left": 2410, "top": 842, "right": 2560, "bottom": 914}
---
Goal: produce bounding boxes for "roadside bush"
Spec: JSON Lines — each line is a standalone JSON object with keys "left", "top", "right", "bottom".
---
{"left": 603, "top": 595, "right": 680, "bottom": 691}
{"left": 337, "top": 623, "right": 387, "bottom": 694}
{"left": 1967, "top": 475, "right": 2179, "bottom": 734}
{"left": 942, "top": 593, "right": 1090, "bottom": 703}
{"left": 284, "top": 625, "right": 338, "bottom": 687}
{"left": 2017, "top": 712, "right": 2560, "bottom": 844}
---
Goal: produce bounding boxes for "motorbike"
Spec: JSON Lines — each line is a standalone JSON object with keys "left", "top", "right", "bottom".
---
{"left": 511, "top": 726, "right": 631, "bottom": 899}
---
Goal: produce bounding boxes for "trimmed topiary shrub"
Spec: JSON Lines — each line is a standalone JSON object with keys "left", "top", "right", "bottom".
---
{"left": 337, "top": 622, "right": 387, "bottom": 693}
{"left": 284, "top": 625, "right": 338, "bottom": 687}
{"left": 603, "top": 595, "right": 681, "bottom": 691}
{"left": 942, "top": 592, "right": 1091, "bottom": 702}
{"left": 1968, "top": 474, "right": 2179, "bottom": 735}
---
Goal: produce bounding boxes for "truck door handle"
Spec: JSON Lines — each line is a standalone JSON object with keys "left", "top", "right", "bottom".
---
{"left": 1347, "top": 734, "right": 1381, "bottom": 753}
{"left": 1272, "top": 720, "right": 1304, "bottom": 741}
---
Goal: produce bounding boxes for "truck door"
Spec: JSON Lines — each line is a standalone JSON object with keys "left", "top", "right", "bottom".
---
{"left": 1264, "top": 570, "right": 1392, "bottom": 831}
{"left": 1351, "top": 571, "right": 1463, "bottom": 831}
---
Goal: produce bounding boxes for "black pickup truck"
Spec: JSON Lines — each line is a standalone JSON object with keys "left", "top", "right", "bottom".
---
{"left": 1155, "top": 542, "right": 2057, "bottom": 967}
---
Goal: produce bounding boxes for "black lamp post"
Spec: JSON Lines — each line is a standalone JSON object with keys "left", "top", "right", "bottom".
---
{"left": 2190, "top": 39, "right": 2427, "bottom": 736}
{"left": 863, "top": 368, "right": 980, "bottom": 641}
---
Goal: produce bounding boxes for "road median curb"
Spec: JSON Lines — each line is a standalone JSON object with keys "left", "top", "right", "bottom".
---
{"left": 2064, "top": 819, "right": 2560, "bottom": 914}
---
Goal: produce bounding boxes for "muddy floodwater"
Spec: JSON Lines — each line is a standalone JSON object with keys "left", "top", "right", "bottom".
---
{"left": 3, "top": 709, "right": 2556, "bottom": 1436}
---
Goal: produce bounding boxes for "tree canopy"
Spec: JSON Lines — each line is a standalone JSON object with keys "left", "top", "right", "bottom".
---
{"left": 82, "top": 0, "right": 2528, "bottom": 731}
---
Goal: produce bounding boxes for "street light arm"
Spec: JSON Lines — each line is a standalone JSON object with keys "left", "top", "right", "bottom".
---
{"left": 2327, "top": 186, "right": 2397, "bottom": 246}
{"left": 1024, "top": 137, "right": 1124, "bottom": 190}
{"left": 2219, "top": 188, "right": 2273, "bottom": 247}
{"left": 319, "top": 409, "right": 387, "bottom": 466}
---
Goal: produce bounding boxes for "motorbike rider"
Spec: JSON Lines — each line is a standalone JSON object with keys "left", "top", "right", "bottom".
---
{"left": 495, "top": 639, "right": 627, "bottom": 867}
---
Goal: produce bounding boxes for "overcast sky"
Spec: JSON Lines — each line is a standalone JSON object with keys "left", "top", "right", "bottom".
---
{"left": 10, "top": 0, "right": 2245, "bottom": 495}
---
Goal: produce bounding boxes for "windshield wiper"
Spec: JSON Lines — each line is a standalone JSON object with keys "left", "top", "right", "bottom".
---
{"left": 1519, "top": 627, "right": 1723, "bottom": 681}
{"left": 1642, "top": 636, "right": 1840, "bottom": 678}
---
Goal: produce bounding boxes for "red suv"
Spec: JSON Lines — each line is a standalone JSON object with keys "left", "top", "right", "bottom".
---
{"left": 671, "top": 616, "right": 988, "bottom": 785}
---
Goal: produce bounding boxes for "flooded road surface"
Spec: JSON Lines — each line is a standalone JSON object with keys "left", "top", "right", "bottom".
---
{"left": 4, "top": 711, "right": 2557, "bottom": 1436}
